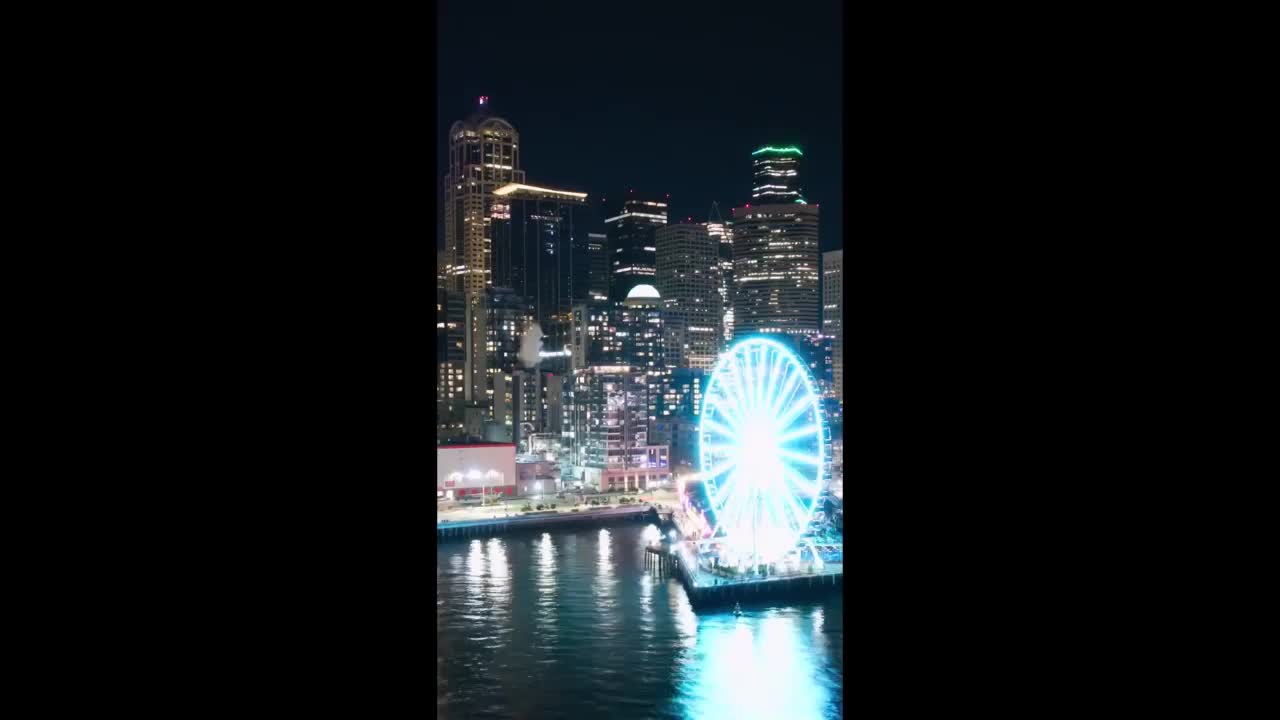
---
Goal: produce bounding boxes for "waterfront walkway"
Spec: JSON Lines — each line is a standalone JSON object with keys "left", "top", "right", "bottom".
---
{"left": 436, "top": 504, "right": 660, "bottom": 540}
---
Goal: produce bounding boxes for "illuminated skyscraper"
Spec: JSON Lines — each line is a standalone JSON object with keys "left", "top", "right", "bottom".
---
{"left": 489, "top": 182, "right": 589, "bottom": 323}
{"left": 586, "top": 232, "right": 609, "bottom": 303}
{"left": 751, "top": 146, "right": 805, "bottom": 204}
{"left": 823, "top": 250, "right": 843, "bottom": 405}
{"left": 444, "top": 97, "right": 526, "bottom": 401}
{"left": 655, "top": 222, "right": 721, "bottom": 369}
{"left": 606, "top": 194, "right": 668, "bottom": 301}
{"left": 731, "top": 202, "right": 820, "bottom": 338}
{"left": 707, "top": 202, "right": 734, "bottom": 347}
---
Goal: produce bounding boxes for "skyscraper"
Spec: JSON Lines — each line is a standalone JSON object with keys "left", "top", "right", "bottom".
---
{"left": 606, "top": 195, "right": 668, "bottom": 301}
{"left": 707, "top": 203, "right": 734, "bottom": 347}
{"left": 751, "top": 146, "right": 805, "bottom": 204}
{"left": 733, "top": 145, "right": 820, "bottom": 340}
{"left": 444, "top": 97, "right": 526, "bottom": 295}
{"left": 655, "top": 222, "right": 721, "bottom": 369}
{"left": 585, "top": 232, "right": 609, "bottom": 303}
{"left": 618, "top": 284, "right": 666, "bottom": 377}
{"left": 823, "top": 249, "right": 843, "bottom": 405}
{"left": 731, "top": 202, "right": 820, "bottom": 338}
{"left": 489, "top": 182, "right": 589, "bottom": 323}
{"left": 444, "top": 97, "right": 526, "bottom": 401}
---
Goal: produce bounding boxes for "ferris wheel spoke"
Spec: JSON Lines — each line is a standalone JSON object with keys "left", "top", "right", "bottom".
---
{"left": 775, "top": 424, "right": 819, "bottom": 446}
{"left": 704, "top": 399, "right": 743, "bottom": 435}
{"left": 754, "top": 347, "right": 769, "bottom": 413}
{"left": 719, "top": 364, "right": 752, "bottom": 426}
{"left": 739, "top": 348, "right": 753, "bottom": 413}
{"left": 784, "top": 466, "right": 822, "bottom": 500}
{"left": 700, "top": 458, "right": 738, "bottom": 482}
{"left": 765, "top": 362, "right": 797, "bottom": 418}
{"left": 776, "top": 392, "right": 815, "bottom": 430}
{"left": 779, "top": 475, "right": 814, "bottom": 527}
{"left": 701, "top": 417, "right": 737, "bottom": 442}
{"left": 778, "top": 448, "right": 821, "bottom": 467}
{"left": 768, "top": 366, "right": 805, "bottom": 419}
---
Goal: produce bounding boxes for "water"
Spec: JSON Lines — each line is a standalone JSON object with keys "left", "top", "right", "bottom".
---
{"left": 438, "top": 523, "right": 843, "bottom": 720}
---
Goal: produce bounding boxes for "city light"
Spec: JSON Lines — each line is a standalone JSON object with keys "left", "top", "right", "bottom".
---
{"left": 751, "top": 146, "right": 804, "bottom": 156}
{"left": 493, "top": 183, "right": 587, "bottom": 199}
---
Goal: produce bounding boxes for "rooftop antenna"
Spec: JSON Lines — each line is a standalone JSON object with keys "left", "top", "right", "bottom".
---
{"left": 708, "top": 201, "right": 724, "bottom": 225}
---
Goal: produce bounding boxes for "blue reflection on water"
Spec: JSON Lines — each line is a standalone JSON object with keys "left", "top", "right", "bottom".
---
{"left": 673, "top": 608, "right": 833, "bottom": 720}
{"left": 438, "top": 524, "right": 841, "bottom": 720}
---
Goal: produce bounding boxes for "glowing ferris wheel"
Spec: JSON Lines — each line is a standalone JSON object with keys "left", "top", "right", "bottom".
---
{"left": 699, "top": 337, "right": 827, "bottom": 566}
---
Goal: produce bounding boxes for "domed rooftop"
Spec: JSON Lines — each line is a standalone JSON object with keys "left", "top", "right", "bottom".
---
{"left": 626, "top": 284, "right": 660, "bottom": 300}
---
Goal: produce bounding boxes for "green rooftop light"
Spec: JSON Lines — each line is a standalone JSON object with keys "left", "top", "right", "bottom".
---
{"left": 795, "top": 198, "right": 808, "bottom": 204}
{"left": 752, "top": 146, "right": 803, "bottom": 156}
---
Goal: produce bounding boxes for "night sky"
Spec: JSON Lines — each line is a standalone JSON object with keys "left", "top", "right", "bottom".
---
{"left": 437, "top": 0, "right": 843, "bottom": 252}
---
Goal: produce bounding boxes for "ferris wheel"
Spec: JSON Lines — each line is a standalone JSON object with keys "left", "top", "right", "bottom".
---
{"left": 699, "top": 337, "right": 827, "bottom": 566}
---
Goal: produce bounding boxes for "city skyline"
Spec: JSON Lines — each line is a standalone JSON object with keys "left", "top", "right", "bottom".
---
{"left": 436, "top": 1, "right": 843, "bottom": 254}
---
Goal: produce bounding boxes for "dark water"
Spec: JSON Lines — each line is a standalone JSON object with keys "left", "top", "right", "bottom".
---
{"left": 437, "top": 523, "right": 843, "bottom": 720}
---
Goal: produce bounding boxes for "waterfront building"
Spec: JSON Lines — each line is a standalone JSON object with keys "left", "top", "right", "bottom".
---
{"left": 516, "top": 455, "right": 560, "bottom": 495}
{"left": 437, "top": 442, "right": 517, "bottom": 500}
{"left": 570, "top": 365, "right": 671, "bottom": 493}
{"left": 822, "top": 249, "right": 843, "bottom": 406}
{"left": 661, "top": 367, "right": 707, "bottom": 474}
{"left": 606, "top": 194, "right": 668, "bottom": 301}
{"left": 655, "top": 222, "right": 722, "bottom": 369}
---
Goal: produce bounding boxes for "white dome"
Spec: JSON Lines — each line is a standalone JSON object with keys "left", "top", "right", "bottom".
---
{"left": 626, "top": 284, "right": 660, "bottom": 300}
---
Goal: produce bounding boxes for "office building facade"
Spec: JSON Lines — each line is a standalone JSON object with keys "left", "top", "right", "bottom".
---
{"left": 822, "top": 250, "right": 843, "bottom": 406}
{"left": 606, "top": 195, "right": 668, "bottom": 301}
{"left": 444, "top": 98, "right": 527, "bottom": 402}
{"left": 489, "top": 182, "right": 590, "bottom": 323}
{"left": 570, "top": 365, "right": 671, "bottom": 493}
{"left": 731, "top": 203, "right": 821, "bottom": 338}
{"left": 655, "top": 222, "right": 722, "bottom": 369}
{"left": 750, "top": 145, "right": 805, "bottom": 204}
{"left": 707, "top": 204, "right": 735, "bottom": 347}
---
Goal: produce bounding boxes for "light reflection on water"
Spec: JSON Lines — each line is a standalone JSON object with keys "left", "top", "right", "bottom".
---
{"left": 438, "top": 523, "right": 842, "bottom": 720}
{"left": 675, "top": 612, "right": 832, "bottom": 720}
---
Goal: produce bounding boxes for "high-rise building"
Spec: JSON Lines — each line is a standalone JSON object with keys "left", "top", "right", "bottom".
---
{"left": 663, "top": 367, "right": 707, "bottom": 475}
{"left": 823, "top": 250, "right": 843, "bottom": 405}
{"left": 570, "top": 301, "right": 622, "bottom": 370}
{"left": 619, "top": 285, "right": 666, "bottom": 378}
{"left": 750, "top": 146, "right": 805, "bottom": 204}
{"left": 708, "top": 203, "right": 735, "bottom": 348}
{"left": 485, "top": 286, "right": 531, "bottom": 377}
{"left": 444, "top": 98, "right": 527, "bottom": 401}
{"left": 489, "top": 182, "right": 589, "bottom": 323}
{"left": 655, "top": 222, "right": 722, "bottom": 369}
{"left": 586, "top": 232, "right": 609, "bottom": 303}
{"left": 606, "top": 195, "right": 668, "bottom": 301}
{"left": 734, "top": 145, "right": 819, "bottom": 340}
{"left": 570, "top": 365, "right": 671, "bottom": 493}
{"left": 444, "top": 97, "right": 526, "bottom": 295}
{"left": 437, "top": 288, "right": 467, "bottom": 442}
{"left": 731, "top": 202, "right": 820, "bottom": 339}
